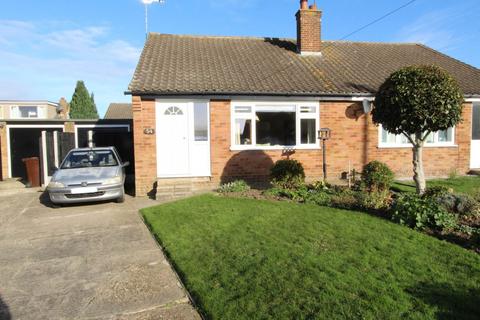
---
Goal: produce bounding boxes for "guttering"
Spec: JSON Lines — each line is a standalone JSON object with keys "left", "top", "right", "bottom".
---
{"left": 124, "top": 90, "right": 376, "bottom": 101}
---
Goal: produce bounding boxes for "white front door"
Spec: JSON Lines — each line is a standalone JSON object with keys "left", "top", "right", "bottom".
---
{"left": 156, "top": 103, "right": 190, "bottom": 176}
{"left": 471, "top": 104, "right": 480, "bottom": 169}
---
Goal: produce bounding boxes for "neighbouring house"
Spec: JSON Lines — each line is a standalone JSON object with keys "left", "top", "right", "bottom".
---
{"left": 104, "top": 103, "right": 133, "bottom": 119}
{"left": 127, "top": 0, "right": 480, "bottom": 198}
{"left": 0, "top": 100, "right": 59, "bottom": 120}
{"left": 0, "top": 99, "right": 70, "bottom": 120}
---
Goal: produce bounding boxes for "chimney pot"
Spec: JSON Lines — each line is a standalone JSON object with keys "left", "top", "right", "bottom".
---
{"left": 300, "top": 0, "right": 308, "bottom": 10}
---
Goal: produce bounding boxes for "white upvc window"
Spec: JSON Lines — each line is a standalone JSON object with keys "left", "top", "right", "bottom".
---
{"left": 231, "top": 101, "right": 320, "bottom": 150}
{"left": 379, "top": 126, "right": 455, "bottom": 148}
{"left": 11, "top": 105, "right": 41, "bottom": 119}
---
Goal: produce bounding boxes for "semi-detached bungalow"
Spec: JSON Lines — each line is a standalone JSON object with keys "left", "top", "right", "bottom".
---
{"left": 127, "top": 0, "right": 480, "bottom": 198}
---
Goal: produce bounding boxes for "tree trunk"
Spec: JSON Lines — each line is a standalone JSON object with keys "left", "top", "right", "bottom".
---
{"left": 412, "top": 142, "right": 426, "bottom": 195}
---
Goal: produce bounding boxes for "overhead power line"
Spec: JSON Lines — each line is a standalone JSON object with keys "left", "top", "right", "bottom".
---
{"left": 255, "top": 0, "right": 420, "bottom": 85}
{"left": 336, "top": 0, "right": 419, "bottom": 42}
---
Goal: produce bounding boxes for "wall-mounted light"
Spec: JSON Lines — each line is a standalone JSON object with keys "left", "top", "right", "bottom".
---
{"left": 362, "top": 99, "right": 373, "bottom": 113}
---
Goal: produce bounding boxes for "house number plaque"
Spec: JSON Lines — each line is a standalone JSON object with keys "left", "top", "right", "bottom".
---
{"left": 144, "top": 128, "right": 155, "bottom": 135}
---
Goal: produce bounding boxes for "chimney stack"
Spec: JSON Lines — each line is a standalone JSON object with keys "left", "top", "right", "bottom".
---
{"left": 296, "top": 0, "right": 322, "bottom": 55}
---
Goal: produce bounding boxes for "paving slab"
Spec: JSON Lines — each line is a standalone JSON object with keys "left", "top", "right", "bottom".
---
{"left": 0, "top": 185, "right": 201, "bottom": 320}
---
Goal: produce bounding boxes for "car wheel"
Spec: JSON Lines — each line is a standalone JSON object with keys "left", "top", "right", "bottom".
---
{"left": 116, "top": 190, "right": 125, "bottom": 203}
{"left": 116, "top": 195, "right": 125, "bottom": 203}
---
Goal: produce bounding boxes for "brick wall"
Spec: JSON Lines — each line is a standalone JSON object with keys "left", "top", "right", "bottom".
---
{"left": 367, "top": 103, "right": 472, "bottom": 177}
{"left": 210, "top": 100, "right": 473, "bottom": 184}
{"left": 134, "top": 98, "right": 472, "bottom": 195}
{"left": 210, "top": 100, "right": 323, "bottom": 183}
{"left": 296, "top": 7, "right": 322, "bottom": 53}
{"left": 132, "top": 96, "right": 157, "bottom": 196}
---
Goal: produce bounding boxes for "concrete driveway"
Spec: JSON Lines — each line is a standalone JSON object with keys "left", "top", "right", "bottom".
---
{"left": 0, "top": 181, "right": 200, "bottom": 320}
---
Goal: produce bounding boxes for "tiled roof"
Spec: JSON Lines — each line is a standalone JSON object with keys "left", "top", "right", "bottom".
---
{"left": 104, "top": 103, "right": 132, "bottom": 119}
{"left": 128, "top": 33, "right": 480, "bottom": 96}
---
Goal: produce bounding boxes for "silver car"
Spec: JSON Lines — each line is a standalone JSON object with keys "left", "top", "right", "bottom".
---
{"left": 47, "top": 147, "right": 129, "bottom": 205}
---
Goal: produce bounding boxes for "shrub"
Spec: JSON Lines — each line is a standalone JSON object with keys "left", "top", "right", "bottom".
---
{"left": 355, "top": 190, "right": 392, "bottom": 211}
{"left": 304, "top": 190, "right": 332, "bottom": 206}
{"left": 391, "top": 193, "right": 457, "bottom": 231}
{"left": 270, "top": 159, "right": 305, "bottom": 189}
{"left": 435, "top": 193, "right": 458, "bottom": 213}
{"left": 361, "top": 161, "right": 394, "bottom": 192}
{"left": 330, "top": 189, "right": 359, "bottom": 210}
{"left": 422, "top": 186, "right": 450, "bottom": 199}
{"left": 426, "top": 191, "right": 479, "bottom": 217}
{"left": 454, "top": 194, "right": 479, "bottom": 216}
{"left": 218, "top": 180, "right": 250, "bottom": 193}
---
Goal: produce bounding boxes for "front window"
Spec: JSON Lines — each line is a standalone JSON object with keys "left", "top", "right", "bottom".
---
{"left": 231, "top": 102, "right": 319, "bottom": 149}
{"left": 255, "top": 106, "right": 296, "bottom": 146}
{"left": 61, "top": 149, "right": 119, "bottom": 169}
{"left": 380, "top": 126, "right": 454, "bottom": 147}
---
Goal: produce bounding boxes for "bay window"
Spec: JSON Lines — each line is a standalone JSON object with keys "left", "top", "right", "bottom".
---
{"left": 379, "top": 126, "right": 454, "bottom": 147}
{"left": 231, "top": 102, "right": 319, "bottom": 149}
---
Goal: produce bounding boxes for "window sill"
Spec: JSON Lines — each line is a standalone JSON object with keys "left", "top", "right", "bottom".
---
{"left": 378, "top": 144, "right": 458, "bottom": 149}
{"left": 230, "top": 145, "right": 321, "bottom": 151}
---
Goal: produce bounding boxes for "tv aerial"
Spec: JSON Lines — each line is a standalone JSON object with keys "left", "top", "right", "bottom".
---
{"left": 142, "top": 0, "right": 165, "bottom": 38}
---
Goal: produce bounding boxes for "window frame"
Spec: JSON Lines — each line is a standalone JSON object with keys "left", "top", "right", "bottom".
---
{"left": 11, "top": 105, "right": 41, "bottom": 119}
{"left": 230, "top": 101, "right": 320, "bottom": 151}
{"left": 378, "top": 125, "right": 456, "bottom": 148}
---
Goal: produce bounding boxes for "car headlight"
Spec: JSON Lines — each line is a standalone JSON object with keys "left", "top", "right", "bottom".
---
{"left": 48, "top": 181, "right": 65, "bottom": 188}
{"left": 103, "top": 176, "right": 122, "bottom": 185}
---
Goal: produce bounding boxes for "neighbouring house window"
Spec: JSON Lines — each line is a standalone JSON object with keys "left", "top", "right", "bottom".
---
{"left": 194, "top": 102, "right": 208, "bottom": 141}
{"left": 231, "top": 103, "right": 319, "bottom": 149}
{"left": 13, "top": 106, "right": 39, "bottom": 118}
{"left": 380, "top": 126, "right": 454, "bottom": 146}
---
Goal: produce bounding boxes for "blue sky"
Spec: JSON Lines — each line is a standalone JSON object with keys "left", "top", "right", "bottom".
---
{"left": 1, "top": 0, "right": 479, "bottom": 116}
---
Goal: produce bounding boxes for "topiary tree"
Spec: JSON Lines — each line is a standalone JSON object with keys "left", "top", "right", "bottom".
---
{"left": 372, "top": 65, "right": 464, "bottom": 194}
{"left": 69, "top": 81, "right": 99, "bottom": 119}
{"left": 361, "top": 161, "right": 394, "bottom": 192}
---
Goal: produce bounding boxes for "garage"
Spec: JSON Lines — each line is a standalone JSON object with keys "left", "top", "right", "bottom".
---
{"left": 9, "top": 127, "right": 63, "bottom": 180}
{"left": 0, "top": 120, "right": 133, "bottom": 187}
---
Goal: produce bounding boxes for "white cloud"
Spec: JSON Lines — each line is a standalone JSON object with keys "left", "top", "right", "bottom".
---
{"left": 0, "top": 20, "right": 141, "bottom": 116}
{"left": 395, "top": 4, "right": 477, "bottom": 52}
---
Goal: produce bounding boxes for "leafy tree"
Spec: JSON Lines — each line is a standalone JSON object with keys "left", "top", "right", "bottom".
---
{"left": 372, "top": 65, "right": 464, "bottom": 194}
{"left": 69, "top": 81, "right": 99, "bottom": 119}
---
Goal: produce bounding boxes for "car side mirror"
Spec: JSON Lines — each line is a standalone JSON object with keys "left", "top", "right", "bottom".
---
{"left": 122, "top": 161, "right": 130, "bottom": 167}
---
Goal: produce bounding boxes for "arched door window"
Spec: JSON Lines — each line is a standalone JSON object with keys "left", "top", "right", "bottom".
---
{"left": 164, "top": 106, "right": 183, "bottom": 115}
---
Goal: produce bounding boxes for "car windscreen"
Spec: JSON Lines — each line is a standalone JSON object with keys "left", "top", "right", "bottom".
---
{"left": 61, "top": 150, "right": 118, "bottom": 169}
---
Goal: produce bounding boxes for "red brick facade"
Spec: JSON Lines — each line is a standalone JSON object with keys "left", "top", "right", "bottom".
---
{"left": 132, "top": 98, "right": 473, "bottom": 196}
{"left": 132, "top": 96, "right": 157, "bottom": 196}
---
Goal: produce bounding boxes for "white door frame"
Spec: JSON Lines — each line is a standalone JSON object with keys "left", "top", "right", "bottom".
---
{"left": 155, "top": 99, "right": 211, "bottom": 178}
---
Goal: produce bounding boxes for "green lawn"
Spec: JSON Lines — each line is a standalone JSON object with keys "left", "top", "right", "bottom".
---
{"left": 142, "top": 195, "right": 480, "bottom": 320}
{"left": 392, "top": 176, "right": 480, "bottom": 195}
